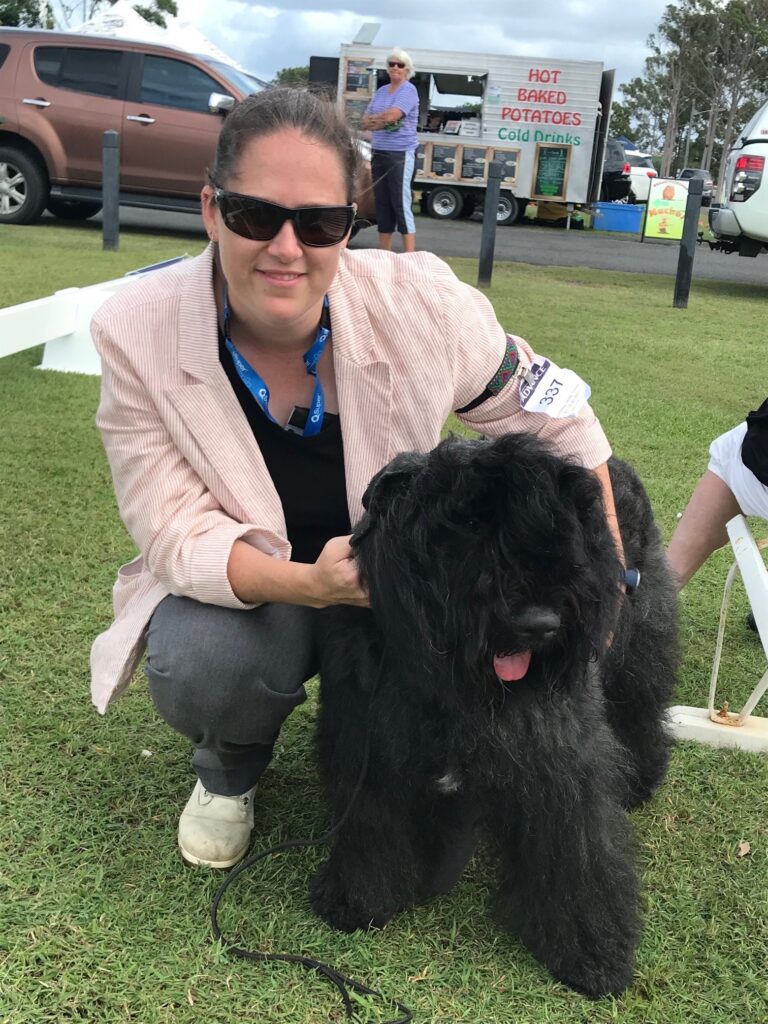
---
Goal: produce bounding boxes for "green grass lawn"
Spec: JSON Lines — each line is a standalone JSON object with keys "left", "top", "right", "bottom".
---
{"left": 1, "top": 224, "right": 767, "bottom": 1023}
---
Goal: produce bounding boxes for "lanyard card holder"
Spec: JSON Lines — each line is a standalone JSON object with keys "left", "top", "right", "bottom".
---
{"left": 285, "top": 406, "right": 310, "bottom": 436}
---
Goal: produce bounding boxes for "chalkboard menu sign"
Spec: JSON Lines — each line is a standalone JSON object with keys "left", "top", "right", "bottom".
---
{"left": 429, "top": 144, "right": 458, "bottom": 178}
{"left": 461, "top": 147, "right": 487, "bottom": 179}
{"left": 531, "top": 143, "right": 571, "bottom": 201}
{"left": 492, "top": 148, "right": 519, "bottom": 183}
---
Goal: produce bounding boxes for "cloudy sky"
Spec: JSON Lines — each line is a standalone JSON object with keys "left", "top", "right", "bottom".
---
{"left": 176, "top": 0, "right": 670, "bottom": 95}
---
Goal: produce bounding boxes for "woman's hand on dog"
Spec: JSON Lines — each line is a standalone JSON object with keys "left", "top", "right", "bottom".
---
{"left": 306, "top": 536, "right": 370, "bottom": 608}
{"left": 228, "top": 535, "right": 366, "bottom": 606}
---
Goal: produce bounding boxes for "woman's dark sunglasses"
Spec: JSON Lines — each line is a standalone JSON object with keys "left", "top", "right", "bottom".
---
{"left": 388, "top": 61, "right": 406, "bottom": 68}
{"left": 213, "top": 188, "right": 355, "bottom": 247}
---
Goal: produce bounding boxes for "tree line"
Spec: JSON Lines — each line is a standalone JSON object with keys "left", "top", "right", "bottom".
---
{"left": 0, "top": 0, "right": 177, "bottom": 29}
{"left": 611, "top": 0, "right": 768, "bottom": 180}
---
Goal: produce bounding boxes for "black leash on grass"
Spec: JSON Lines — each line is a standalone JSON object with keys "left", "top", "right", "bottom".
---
{"left": 209, "top": 674, "right": 413, "bottom": 1024}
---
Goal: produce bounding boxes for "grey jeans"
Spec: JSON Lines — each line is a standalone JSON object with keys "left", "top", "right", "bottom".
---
{"left": 145, "top": 595, "right": 320, "bottom": 795}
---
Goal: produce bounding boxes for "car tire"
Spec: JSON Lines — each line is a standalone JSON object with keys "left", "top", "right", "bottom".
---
{"left": 425, "top": 186, "right": 463, "bottom": 220}
{"left": 496, "top": 193, "right": 520, "bottom": 225}
{"left": 0, "top": 147, "right": 49, "bottom": 225}
{"left": 46, "top": 197, "right": 103, "bottom": 221}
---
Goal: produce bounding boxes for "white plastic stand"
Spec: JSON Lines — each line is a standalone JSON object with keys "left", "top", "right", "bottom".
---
{"left": 668, "top": 515, "right": 768, "bottom": 752}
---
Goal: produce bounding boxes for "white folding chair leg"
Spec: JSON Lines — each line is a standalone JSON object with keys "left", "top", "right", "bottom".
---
{"left": 667, "top": 515, "right": 768, "bottom": 753}
{"left": 727, "top": 515, "right": 768, "bottom": 661}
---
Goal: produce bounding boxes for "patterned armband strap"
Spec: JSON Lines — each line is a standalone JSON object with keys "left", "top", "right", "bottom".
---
{"left": 456, "top": 334, "right": 521, "bottom": 414}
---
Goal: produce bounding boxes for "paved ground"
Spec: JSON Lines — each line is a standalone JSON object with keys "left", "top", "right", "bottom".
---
{"left": 375, "top": 217, "right": 768, "bottom": 287}
{"left": 85, "top": 207, "right": 768, "bottom": 288}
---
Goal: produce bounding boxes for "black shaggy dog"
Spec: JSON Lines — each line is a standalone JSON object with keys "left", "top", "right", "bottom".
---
{"left": 311, "top": 432, "right": 678, "bottom": 998}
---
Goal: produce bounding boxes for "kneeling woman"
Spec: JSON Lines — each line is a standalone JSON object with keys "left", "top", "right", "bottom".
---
{"left": 90, "top": 87, "right": 623, "bottom": 869}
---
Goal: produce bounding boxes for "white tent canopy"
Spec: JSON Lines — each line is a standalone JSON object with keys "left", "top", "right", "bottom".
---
{"left": 71, "top": 0, "right": 245, "bottom": 70}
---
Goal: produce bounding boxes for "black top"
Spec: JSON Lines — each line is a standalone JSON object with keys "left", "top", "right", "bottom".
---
{"left": 742, "top": 398, "right": 768, "bottom": 487}
{"left": 219, "top": 335, "right": 350, "bottom": 564}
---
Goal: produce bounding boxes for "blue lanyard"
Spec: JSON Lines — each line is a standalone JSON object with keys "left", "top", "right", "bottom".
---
{"left": 222, "top": 285, "right": 330, "bottom": 437}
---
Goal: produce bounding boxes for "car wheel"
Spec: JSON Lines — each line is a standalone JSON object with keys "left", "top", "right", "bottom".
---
{"left": 425, "top": 186, "right": 463, "bottom": 220}
{"left": 628, "top": 189, "right": 637, "bottom": 205}
{"left": 0, "top": 147, "right": 48, "bottom": 225}
{"left": 496, "top": 193, "right": 520, "bottom": 225}
{"left": 46, "top": 197, "right": 103, "bottom": 221}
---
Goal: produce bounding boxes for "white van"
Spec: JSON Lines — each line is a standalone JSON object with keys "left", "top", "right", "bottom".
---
{"left": 709, "top": 98, "right": 768, "bottom": 256}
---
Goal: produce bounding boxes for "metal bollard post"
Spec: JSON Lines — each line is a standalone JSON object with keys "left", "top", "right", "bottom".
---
{"left": 673, "top": 177, "right": 703, "bottom": 309}
{"left": 478, "top": 161, "right": 503, "bottom": 288}
{"left": 102, "top": 130, "right": 120, "bottom": 252}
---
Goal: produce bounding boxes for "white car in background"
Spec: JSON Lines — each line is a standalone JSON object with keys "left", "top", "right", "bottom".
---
{"left": 709, "top": 96, "right": 768, "bottom": 257}
{"left": 625, "top": 151, "right": 658, "bottom": 203}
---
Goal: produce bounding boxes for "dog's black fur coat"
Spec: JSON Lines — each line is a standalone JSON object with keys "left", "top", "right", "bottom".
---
{"left": 310, "top": 433, "right": 678, "bottom": 997}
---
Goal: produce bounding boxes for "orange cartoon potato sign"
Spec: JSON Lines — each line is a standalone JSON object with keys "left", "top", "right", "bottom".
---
{"left": 644, "top": 177, "right": 690, "bottom": 241}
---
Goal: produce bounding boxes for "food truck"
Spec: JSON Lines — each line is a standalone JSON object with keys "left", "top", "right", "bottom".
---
{"left": 310, "top": 43, "right": 615, "bottom": 224}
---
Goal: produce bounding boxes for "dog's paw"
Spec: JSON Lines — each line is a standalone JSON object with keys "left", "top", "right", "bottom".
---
{"left": 621, "top": 749, "right": 672, "bottom": 810}
{"left": 552, "top": 957, "right": 634, "bottom": 999}
{"left": 309, "top": 860, "right": 399, "bottom": 933}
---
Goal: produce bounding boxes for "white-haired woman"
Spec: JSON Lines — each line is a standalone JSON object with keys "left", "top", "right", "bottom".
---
{"left": 360, "top": 48, "right": 419, "bottom": 252}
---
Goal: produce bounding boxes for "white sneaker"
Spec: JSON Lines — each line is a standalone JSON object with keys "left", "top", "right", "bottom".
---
{"left": 178, "top": 779, "right": 257, "bottom": 868}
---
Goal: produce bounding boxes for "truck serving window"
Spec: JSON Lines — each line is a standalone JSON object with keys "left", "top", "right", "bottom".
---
{"left": 419, "top": 71, "right": 485, "bottom": 137}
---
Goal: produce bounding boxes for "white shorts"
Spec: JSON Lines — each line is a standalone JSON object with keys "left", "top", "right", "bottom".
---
{"left": 708, "top": 422, "right": 768, "bottom": 519}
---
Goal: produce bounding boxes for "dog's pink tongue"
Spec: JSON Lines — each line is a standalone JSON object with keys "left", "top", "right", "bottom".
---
{"left": 493, "top": 650, "right": 532, "bottom": 681}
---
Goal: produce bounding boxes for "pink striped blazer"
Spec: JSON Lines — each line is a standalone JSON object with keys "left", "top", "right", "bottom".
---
{"left": 90, "top": 245, "right": 611, "bottom": 712}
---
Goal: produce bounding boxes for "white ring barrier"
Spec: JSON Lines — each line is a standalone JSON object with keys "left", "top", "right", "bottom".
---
{"left": 0, "top": 255, "right": 188, "bottom": 375}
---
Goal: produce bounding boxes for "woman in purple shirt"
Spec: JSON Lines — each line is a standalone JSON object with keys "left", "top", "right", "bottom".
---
{"left": 361, "top": 48, "right": 420, "bottom": 252}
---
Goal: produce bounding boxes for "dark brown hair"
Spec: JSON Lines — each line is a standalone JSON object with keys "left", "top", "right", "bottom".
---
{"left": 209, "top": 87, "right": 361, "bottom": 203}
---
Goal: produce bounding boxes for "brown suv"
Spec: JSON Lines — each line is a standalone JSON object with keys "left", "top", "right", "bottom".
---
{"left": 0, "top": 28, "right": 374, "bottom": 225}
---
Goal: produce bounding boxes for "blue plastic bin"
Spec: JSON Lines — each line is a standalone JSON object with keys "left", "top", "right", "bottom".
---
{"left": 592, "top": 202, "right": 644, "bottom": 233}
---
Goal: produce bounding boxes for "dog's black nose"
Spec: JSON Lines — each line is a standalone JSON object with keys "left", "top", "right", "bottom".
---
{"left": 516, "top": 606, "right": 561, "bottom": 643}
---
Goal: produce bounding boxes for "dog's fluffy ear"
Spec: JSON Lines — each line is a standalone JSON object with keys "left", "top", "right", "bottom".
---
{"left": 354, "top": 452, "right": 426, "bottom": 547}
{"left": 557, "top": 463, "right": 605, "bottom": 522}
{"left": 361, "top": 452, "right": 426, "bottom": 513}
{"left": 558, "top": 462, "right": 621, "bottom": 569}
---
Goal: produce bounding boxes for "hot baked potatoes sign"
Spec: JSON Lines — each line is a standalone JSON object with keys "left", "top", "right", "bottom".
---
{"left": 643, "top": 177, "right": 689, "bottom": 240}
